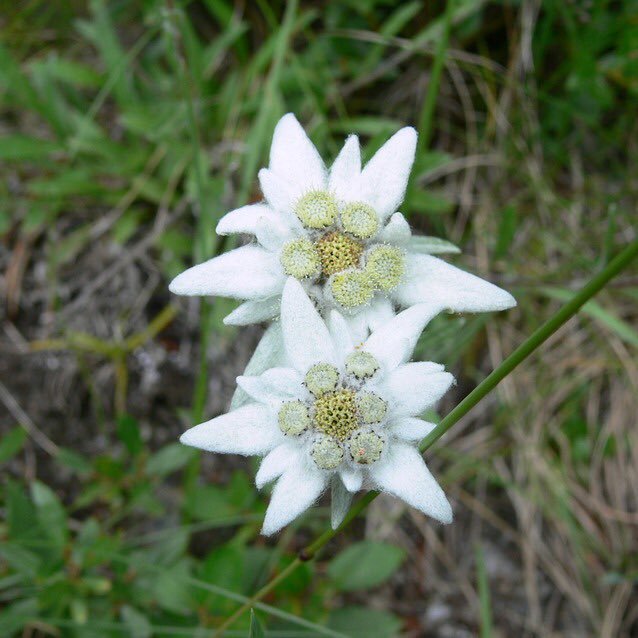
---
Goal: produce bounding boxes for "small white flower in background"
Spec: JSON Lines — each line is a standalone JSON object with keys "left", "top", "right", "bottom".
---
{"left": 180, "top": 278, "right": 455, "bottom": 535}
{"left": 169, "top": 113, "right": 515, "bottom": 341}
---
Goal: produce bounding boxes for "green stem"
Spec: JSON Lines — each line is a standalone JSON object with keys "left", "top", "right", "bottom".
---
{"left": 211, "top": 559, "right": 302, "bottom": 638}
{"left": 419, "top": 236, "right": 638, "bottom": 452}
{"left": 215, "top": 237, "right": 638, "bottom": 634}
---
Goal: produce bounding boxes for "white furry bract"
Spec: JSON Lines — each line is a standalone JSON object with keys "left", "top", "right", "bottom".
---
{"left": 169, "top": 113, "right": 515, "bottom": 344}
{"left": 172, "top": 113, "right": 518, "bottom": 536}
{"left": 180, "top": 279, "right": 456, "bottom": 535}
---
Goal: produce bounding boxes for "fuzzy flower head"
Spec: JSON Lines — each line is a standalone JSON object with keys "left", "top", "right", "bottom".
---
{"left": 169, "top": 114, "right": 515, "bottom": 340}
{"left": 180, "top": 278, "right": 455, "bottom": 535}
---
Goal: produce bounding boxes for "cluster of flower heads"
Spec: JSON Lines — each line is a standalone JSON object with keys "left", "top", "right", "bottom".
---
{"left": 171, "top": 114, "right": 515, "bottom": 535}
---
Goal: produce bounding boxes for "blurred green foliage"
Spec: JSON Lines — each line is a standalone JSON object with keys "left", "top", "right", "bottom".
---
{"left": 1, "top": 0, "right": 637, "bottom": 636}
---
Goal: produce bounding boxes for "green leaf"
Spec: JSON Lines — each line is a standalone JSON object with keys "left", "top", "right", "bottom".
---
{"left": 121, "top": 605, "right": 152, "bottom": 638}
{"left": 249, "top": 609, "right": 266, "bottom": 638}
{"left": 183, "top": 484, "right": 235, "bottom": 521}
{"left": 494, "top": 204, "right": 518, "bottom": 259}
{"left": 56, "top": 447, "right": 93, "bottom": 474}
{"left": 409, "top": 235, "right": 461, "bottom": 255}
{"left": 0, "top": 543, "right": 42, "bottom": 577}
{"left": 0, "top": 135, "right": 62, "bottom": 160}
{"left": 327, "top": 607, "right": 402, "bottom": 638}
{"left": 116, "top": 414, "right": 143, "bottom": 456}
{"left": 199, "top": 545, "right": 245, "bottom": 610}
{"left": 6, "top": 481, "right": 38, "bottom": 540}
{"left": 30, "top": 480, "right": 68, "bottom": 549}
{"left": 145, "top": 443, "right": 196, "bottom": 476}
{"left": 0, "top": 427, "right": 27, "bottom": 463}
{"left": 152, "top": 561, "right": 193, "bottom": 615}
{"left": 331, "top": 117, "right": 403, "bottom": 137}
{"left": 327, "top": 541, "right": 405, "bottom": 591}
{"left": 409, "top": 189, "right": 455, "bottom": 215}
{"left": 0, "top": 598, "right": 38, "bottom": 635}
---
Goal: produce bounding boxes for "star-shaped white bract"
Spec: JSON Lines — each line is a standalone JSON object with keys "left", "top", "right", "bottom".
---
{"left": 180, "top": 278, "right": 455, "bottom": 535}
{"left": 169, "top": 113, "right": 515, "bottom": 341}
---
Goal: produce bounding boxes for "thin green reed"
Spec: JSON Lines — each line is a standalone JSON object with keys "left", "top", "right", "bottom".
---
{"left": 417, "top": 0, "right": 455, "bottom": 154}
{"left": 213, "top": 237, "right": 638, "bottom": 636}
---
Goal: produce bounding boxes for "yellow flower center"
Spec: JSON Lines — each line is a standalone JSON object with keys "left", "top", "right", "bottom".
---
{"left": 313, "top": 389, "right": 359, "bottom": 441}
{"left": 315, "top": 231, "right": 364, "bottom": 277}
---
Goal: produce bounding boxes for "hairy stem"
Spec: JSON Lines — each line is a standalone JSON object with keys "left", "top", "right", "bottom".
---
{"left": 214, "top": 237, "right": 638, "bottom": 634}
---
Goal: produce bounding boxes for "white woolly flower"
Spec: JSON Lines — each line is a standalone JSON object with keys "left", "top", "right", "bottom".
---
{"left": 169, "top": 113, "right": 515, "bottom": 341}
{"left": 180, "top": 278, "right": 455, "bottom": 536}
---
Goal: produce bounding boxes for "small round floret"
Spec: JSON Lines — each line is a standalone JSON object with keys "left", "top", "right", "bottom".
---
{"left": 278, "top": 401, "right": 311, "bottom": 436}
{"left": 356, "top": 392, "right": 387, "bottom": 424}
{"left": 365, "top": 245, "right": 405, "bottom": 291}
{"left": 341, "top": 202, "right": 379, "bottom": 239}
{"left": 280, "top": 238, "right": 321, "bottom": 279}
{"left": 345, "top": 351, "right": 380, "bottom": 379}
{"left": 295, "top": 191, "right": 338, "bottom": 229}
{"left": 349, "top": 430, "right": 384, "bottom": 465}
{"left": 330, "top": 270, "right": 374, "bottom": 309}
{"left": 311, "top": 436, "right": 344, "bottom": 469}
{"left": 305, "top": 363, "right": 339, "bottom": 397}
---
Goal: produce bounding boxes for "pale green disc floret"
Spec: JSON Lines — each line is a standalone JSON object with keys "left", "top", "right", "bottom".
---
{"left": 295, "top": 191, "right": 338, "bottom": 229}
{"left": 365, "top": 245, "right": 405, "bottom": 291}
{"left": 305, "top": 363, "right": 339, "bottom": 397}
{"left": 311, "top": 436, "right": 344, "bottom": 469}
{"left": 348, "top": 430, "right": 384, "bottom": 465}
{"left": 345, "top": 350, "right": 380, "bottom": 379}
{"left": 278, "top": 400, "right": 311, "bottom": 436}
{"left": 356, "top": 391, "right": 388, "bottom": 424}
{"left": 341, "top": 202, "right": 379, "bottom": 239}
{"left": 330, "top": 270, "right": 374, "bottom": 309}
{"left": 280, "top": 238, "right": 321, "bottom": 279}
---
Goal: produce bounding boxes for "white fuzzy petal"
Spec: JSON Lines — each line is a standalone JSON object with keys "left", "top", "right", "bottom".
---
{"left": 169, "top": 246, "right": 284, "bottom": 299}
{"left": 358, "top": 127, "right": 417, "bottom": 221}
{"left": 363, "top": 303, "right": 444, "bottom": 370}
{"left": 230, "top": 323, "right": 286, "bottom": 410}
{"left": 394, "top": 254, "right": 516, "bottom": 313}
{"left": 223, "top": 297, "right": 280, "bottom": 326}
{"left": 343, "top": 312, "right": 370, "bottom": 345}
{"left": 180, "top": 404, "right": 281, "bottom": 456}
{"left": 381, "top": 363, "right": 454, "bottom": 417}
{"left": 329, "top": 135, "right": 361, "bottom": 201}
{"left": 237, "top": 367, "right": 301, "bottom": 405}
{"left": 255, "top": 443, "right": 296, "bottom": 489}
{"left": 389, "top": 417, "right": 437, "bottom": 442}
{"left": 327, "top": 310, "right": 354, "bottom": 359}
{"left": 259, "top": 168, "right": 300, "bottom": 214}
{"left": 331, "top": 478, "right": 354, "bottom": 529}
{"left": 281, "top": 278, "right": 337, "bottom": 371}
{"left": 255, "top": 221, "right": 291, "bottom": 252}
{"left": 261, "top": 457, "right": 328, "bottom": 535}
{"left": 339, "top": 467, "right": 363, "bottom": 493}
{"left": 260, "top": 367, "right": 303, "bottom": 397}
{"left": 370, "top": 443, "right": 452, "bottom": 524}
{"left": 366, "top": 297, "right": 396, "bottom": 333}
{"left": 379, "top": 212, "right": 412, "bottom": 244}
{"left": 269, "top": 113, "right": 327, "bottom": 197}
{"left": 216, "top": 204, "right": 276, "bottom": 236}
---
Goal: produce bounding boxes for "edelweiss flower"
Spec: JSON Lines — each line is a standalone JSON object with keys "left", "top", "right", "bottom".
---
{"left": 180, "top": 278, "right": 454, "bottom": 535}
{"left": 169, "top": 113, "right": 515, "bottom": 341}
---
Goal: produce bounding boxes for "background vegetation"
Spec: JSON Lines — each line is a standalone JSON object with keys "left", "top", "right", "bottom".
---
{"left": 1, "top": 0, "right": 637, "bottom": 636}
